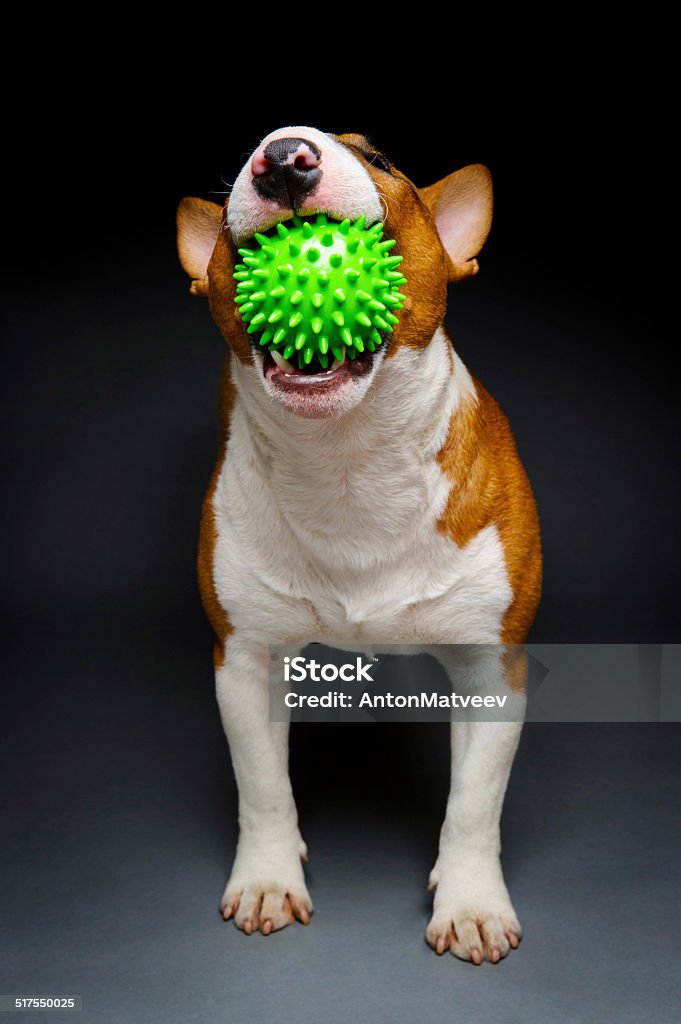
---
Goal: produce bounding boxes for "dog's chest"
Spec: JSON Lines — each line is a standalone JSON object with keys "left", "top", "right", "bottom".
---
{"left": 213, "top": 424, "right": 512, "bottom": 645}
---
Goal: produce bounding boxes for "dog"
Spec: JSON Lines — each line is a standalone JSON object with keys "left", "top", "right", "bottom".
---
{"left": 176, "top": 126, "right": 541, "bottom": 963}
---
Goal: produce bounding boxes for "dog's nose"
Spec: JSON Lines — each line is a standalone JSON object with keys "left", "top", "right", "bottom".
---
{"left": 251, "top": 136, "right": 322, "bottom": 207}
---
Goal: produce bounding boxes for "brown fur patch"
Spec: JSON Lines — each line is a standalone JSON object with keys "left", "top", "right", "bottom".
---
{"left": 502, "top": 645, "right": 530, "bottom": 694}
{"left": 436, "top": 379, "right": 542, "bottom": 644}
{"left": 197, "top": 357, "right": 236, "bottom": 667}
{"left": 333, "top": 135, "right": 491, "bottom": 358}
{"left": 207, "top": 223, "right": 253, "bottom": 366}
{"left": 334, "top": 134, "right": 449, "bottom": 356}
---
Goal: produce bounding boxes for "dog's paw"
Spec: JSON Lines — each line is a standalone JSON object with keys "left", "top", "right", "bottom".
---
{"left": 222, "top": 882, "right": 313, "bottom": 935}
{"left": 220, "top": 838, "right": 313, "bottom": 935}
{"left": 426, "top": 861, "right": 521, "bottom": 963}
{"left": 426, "top": 902, "right": 521, "bottom": 963}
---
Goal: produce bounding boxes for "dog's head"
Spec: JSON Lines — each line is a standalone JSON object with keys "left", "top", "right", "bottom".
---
{"left": 177, "top": 126, "right": 491, "bottom": 418}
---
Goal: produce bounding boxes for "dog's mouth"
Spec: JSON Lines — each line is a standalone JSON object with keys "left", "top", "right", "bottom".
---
{"left": 235, "top": 211, "right": 402, "bottom": 391}
{"left": 262, "top": 342, "right": 375, "bottom": 386}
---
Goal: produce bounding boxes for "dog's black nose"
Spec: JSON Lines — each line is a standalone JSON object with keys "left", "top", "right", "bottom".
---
{"left": 251, "top": 136, "right": 322, "bottom": 207}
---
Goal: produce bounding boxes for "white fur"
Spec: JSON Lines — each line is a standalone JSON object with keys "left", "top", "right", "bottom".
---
{"left": 211, "top": 325, "right": 525, "bottom": 956}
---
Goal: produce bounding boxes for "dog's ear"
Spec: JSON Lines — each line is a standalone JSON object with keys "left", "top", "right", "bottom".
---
{"left": 420, "top": 165, "right": 493, "bottom": 282}
{"left": 176, "top": 197, "right": 224, "bottom": 297}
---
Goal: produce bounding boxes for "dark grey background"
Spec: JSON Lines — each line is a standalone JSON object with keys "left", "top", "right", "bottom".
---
{"left": 2, "top": 61, "right": 680, "bottom": 1023}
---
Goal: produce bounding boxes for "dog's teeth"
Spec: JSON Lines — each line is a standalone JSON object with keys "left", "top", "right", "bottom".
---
{"left": 271, "top": 350, "right": 296, "bottom": 372}
{"left": 330, "top": 346, "right": 347, "bottom": 371}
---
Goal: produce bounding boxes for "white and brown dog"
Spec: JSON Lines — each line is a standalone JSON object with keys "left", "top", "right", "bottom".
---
{"left": 176, "top": 126, "right": 541, "bottom": 963}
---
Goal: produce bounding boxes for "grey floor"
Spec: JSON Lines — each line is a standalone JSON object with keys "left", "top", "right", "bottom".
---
{"left": 2, "top": 634, "right": 680, "bottom": 1024}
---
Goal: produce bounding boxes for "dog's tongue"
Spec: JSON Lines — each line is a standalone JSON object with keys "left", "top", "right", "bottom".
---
{"left": 269, "top": 348, "right": 347, "bottom": 376}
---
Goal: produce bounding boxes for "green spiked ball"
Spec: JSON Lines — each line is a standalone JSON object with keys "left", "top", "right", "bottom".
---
{"left": 233, "top": 213, "right": 408, "bottom": 371}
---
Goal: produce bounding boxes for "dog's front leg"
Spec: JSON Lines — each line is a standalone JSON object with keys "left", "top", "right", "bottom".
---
{"left": 426, "top": 716, "right": 523, "bottom": 962}
{"left": 216, "top": 639, "right": 312, "bottom": 934}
